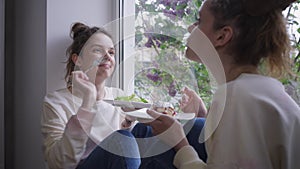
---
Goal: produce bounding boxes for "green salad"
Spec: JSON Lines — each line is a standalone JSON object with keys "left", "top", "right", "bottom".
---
{"left": 115, "top": 94, "right": 148, "bottom": 103}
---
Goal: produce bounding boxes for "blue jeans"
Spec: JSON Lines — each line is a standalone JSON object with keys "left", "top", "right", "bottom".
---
{"left": 132, "top": 118, "right": 207, "bottom": 169}
{"left": 76, "top": 130, "right": 141, "bottom": 169}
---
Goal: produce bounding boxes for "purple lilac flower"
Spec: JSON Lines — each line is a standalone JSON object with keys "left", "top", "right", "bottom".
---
{"left": 159, "top": 0, "right": 171, "bottom": 6}
{"left": 163, "top": 9, "right": 177, "bottom": 19}
{"left": 151, "top": 61, "right": 159, "bottom": 68}
{"left": 145, "top": 38, "right": 154, "bottom": 48}
{"left": 159, "top": 0, "right": 189, "bottom": 19}
{"left": 146, "top": 73, "right": 162, "bottom": 82}
{"left": 177, "top": 9, "right": 185, "bottom": 18}
{"left": 168, "top": 88, "right": 177, "bottom": 97}
{"left": 157, "top": 35, "right": 171, "bottom": 43}
{"left": 154, "top": 39, "right": 161, "bottom": 47}
{"left": 144, "top": 32, "right": 153, "bottom": 38}
{"left": 168, "top": 81, "right": 177, "bottom": 97}
{"left": 186, "top": 8, "right": 191, "bottom": 15}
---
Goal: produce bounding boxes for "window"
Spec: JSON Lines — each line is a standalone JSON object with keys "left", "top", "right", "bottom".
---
{"left": 122, "top": 0, "right": 213, "bottom": 107}
{"left": 122, "top": 0, "right": 300, "bottom": 106}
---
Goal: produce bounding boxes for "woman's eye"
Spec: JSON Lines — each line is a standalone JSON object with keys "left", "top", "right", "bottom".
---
{"left": 109, "top": 50, "right": 115, "bottom": 56}
{"left": 93, "top": 48, "right": 104, "bottom": 53}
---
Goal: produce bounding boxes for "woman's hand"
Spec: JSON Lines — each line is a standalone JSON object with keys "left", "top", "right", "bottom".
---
{"left": 145, "top": 109, "right": 189, "bottom": 151}
{"left": 180, "top": 87, "right": 207, "bottom": 117}
{"left": 72, "top": 71, "right": 97, "bottom": 110}
{"left": 121, "top": 115, "right": 137, "bottom": 129}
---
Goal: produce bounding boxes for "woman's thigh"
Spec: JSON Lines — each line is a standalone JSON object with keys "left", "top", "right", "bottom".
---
{"left": 131, "top": 118, "right": 207, "bottom": 168}
{"left": 76, "top": 130, "right": 141, "bottom": 169}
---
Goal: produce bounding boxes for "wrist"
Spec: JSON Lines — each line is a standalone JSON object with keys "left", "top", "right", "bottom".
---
{"left": 174, "top": 138, "right": 189, "bottom": 152}
{"left": 81, "top": 94, "right": 96, "bottom": 111}
{"left": 197, "top": 103, "right": 207, "bottom": 117}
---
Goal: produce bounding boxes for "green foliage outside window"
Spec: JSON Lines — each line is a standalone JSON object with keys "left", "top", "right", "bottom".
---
{"left": 134, "top": 0, "right": 300, "bottom": 106}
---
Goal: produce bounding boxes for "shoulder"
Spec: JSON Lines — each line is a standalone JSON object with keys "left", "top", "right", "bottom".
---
{"left": 230, "top": 73, "right": 283, "bottom": 93}
{"left": 43, "top": 88, "right": 74, "bottom": 108}
{"left": 44, "top": 88, "right": 71, "bottom": 102}
{"left": 224, "top": 74, "right": 284, "bottom": 101}
{"left": 222, "top": 73, "right": 300, "bottom": 120}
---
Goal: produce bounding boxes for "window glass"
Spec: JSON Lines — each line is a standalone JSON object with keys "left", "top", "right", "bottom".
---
{"left": 132, "top": 0, "right": 214, "bottom": 108}
{"left": 123, "top": 0, "right": 300, "bottom": 107}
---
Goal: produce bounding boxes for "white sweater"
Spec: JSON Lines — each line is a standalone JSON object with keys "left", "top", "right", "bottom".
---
{"left": 174, "top": 74, "right": 300, "bottom": 169}
{"left": 41, "top": 87, "right": 126, "bottom": 169}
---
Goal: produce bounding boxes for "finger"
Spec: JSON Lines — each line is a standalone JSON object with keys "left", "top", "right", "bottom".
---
{"left": 146, "top": 109, "right": 162, "bottom": 120}
{"left": 143, "top": 109, "right": 163, "bottom": 126}
{"left": 121, "top": 120, "right": 131, "bottom": 128}
{"left": 181, "top": 93, "right": 189, "bottom": 102}
{"left": 181, "top": 86, "right": 188, "bottom": 93}
{"left": 73, "top": 71, "right": 89, "bottom": 81}
{"left": 183, "top": 87, "right": 194, "bottom": 95}
{"left": 125, "top": 115, "right": 136, "bottom": 122}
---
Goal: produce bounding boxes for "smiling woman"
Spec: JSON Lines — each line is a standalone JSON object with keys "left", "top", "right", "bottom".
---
{"left": 41, "top": 22, "right": 141, "bottom": 169}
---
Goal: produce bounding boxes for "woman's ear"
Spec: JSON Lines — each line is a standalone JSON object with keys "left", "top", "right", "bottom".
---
{"left": 71, "top": 53, "right": 81, "bottom": 66}
{"left": 214, "top": 26, "right": 233, "bottom": 47}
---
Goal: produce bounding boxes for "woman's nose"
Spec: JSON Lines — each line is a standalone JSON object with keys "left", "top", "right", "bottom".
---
{"left": 102, "top": 51, "right": 112, "bottom": 60}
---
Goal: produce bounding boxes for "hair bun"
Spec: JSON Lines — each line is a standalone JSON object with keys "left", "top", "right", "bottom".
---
{"left": 244, "top": 0, "right": 296, "bottom": 16}
{"left": 70, "top": 22, "right": 89, "bottom": 39}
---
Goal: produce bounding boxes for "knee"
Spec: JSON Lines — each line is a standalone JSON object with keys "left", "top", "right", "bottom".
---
{"left": 116, "top": 129, "right": 134, "bottom": 138}
{"left": 185, "top": 118, "right": 205, "bottom": 140}
{"left": 194, "top": 118, "right": 205, "bottom": 128}
{"left": 131, "top": 123, "right": 153, "bottom": 138}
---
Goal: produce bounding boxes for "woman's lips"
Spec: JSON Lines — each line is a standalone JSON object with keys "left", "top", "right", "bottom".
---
{"left": 99, "top": 63, "right": 111, "bottom": 69}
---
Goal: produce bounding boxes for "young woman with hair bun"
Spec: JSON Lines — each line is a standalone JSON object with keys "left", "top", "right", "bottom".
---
{"left": 41, "top": 22, "right": 140, "bottom": 169}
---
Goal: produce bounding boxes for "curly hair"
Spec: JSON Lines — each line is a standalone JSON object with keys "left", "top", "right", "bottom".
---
{"left": 209, "top": 0, "right": 295, "bottom": 78}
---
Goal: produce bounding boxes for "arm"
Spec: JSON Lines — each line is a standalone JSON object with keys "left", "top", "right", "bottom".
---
{"left": 145, "top": 109, "right": 207, "bottom": 169}
{"left": 174, "top": 146, "right": 207, "bottom": 169}
{"left": 41, "top": 71, "right": 97, "bottom": 169}
{"left": 42, "top": 104, "right": 96, "bottom": 169}
{"left": 180, "top": 87, "right": 207, "bottom": 117}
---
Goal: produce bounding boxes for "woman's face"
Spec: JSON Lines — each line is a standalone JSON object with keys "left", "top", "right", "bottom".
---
{"left": 185, "top": 0, "right": 216, "bottom": 62}
{"left": 79, "top": 32, "right": 116, "bottom": 82}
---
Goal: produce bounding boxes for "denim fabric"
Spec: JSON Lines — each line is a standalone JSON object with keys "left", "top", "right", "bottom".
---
{"left": 132, "top": 118, "right": 207, "bottom": 169}
{"left": 76, "top": 130, "right": 141, "bottom": 169}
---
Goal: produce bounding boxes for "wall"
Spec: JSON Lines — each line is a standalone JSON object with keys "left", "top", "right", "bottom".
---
{"left": 0, "top": 0, "right": 4, "bottom": 167}
{"left": 13, "top": 0, "right": 47, "bottom": 168}
{"left": 4, "top": 0, "right": 116, "bottom": 168}
{"left": 47, "top": 0, "right": 114, "bottom": 92}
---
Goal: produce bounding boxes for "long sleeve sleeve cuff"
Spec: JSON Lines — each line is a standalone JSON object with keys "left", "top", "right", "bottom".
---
{"left": 65, "top": 107, "right": 96, "bottom": 137}
{"left": 174, "top": 145, "right": 206, "bottom": 169}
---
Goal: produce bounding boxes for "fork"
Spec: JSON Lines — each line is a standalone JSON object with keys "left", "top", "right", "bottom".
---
{"left": 84, "top": 59, "right": 102, "bottom": 74}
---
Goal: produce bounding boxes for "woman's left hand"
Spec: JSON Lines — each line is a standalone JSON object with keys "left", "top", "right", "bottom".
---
{"left": 121, "top": 115, "right": 136, "bottom": 129}
{"left": 145, "top": 109, "right": 189, "bottom": 151}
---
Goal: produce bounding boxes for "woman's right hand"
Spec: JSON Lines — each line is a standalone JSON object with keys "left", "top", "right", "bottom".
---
{"left": 180, "top": 87, "right": 207, "bottom": 117}
{"left": 72, "top": 71, "right": 97, "bottom": 110}
{"left": 145, "top": 109, "right": 189, "bottom": 151}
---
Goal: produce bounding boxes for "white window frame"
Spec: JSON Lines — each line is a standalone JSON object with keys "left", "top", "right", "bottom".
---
{"left": 117, "top": 0, "right": 136, "bottom": 94}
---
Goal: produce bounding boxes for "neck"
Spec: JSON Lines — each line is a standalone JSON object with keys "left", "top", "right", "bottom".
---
{"left": 225, "top": 64, "right": 258, "bottom": 82}
{"left": 95, "top": 82, "right": 106, "bottom": 100}
{"left": 217, "top": 52, "right": 258, "bottom": 83}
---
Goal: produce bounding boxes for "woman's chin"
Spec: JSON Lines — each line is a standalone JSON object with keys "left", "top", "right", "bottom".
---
{"left": 185, "top": 48, "right": 202, "bottom": 63}
{"left": 97, "top": 71, "right": 113, "bottom": 79}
